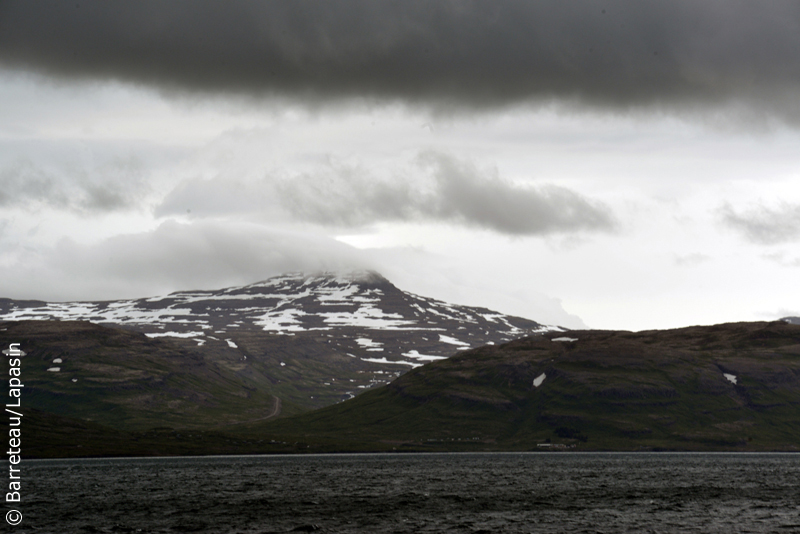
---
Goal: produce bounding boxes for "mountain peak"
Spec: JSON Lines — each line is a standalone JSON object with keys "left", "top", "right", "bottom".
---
{"left": 246, "top": 269, "right": 390, "bottom": 289}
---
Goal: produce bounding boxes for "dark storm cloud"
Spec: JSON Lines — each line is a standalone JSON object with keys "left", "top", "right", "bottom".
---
{"left": 158, "top": 153, "right": 615, "bottom": 235}
{"left": 2, "top": 1, "right": 800, "bottom": 118}
{"left": 720, "top": 203, "right": 800, "bottom": 245}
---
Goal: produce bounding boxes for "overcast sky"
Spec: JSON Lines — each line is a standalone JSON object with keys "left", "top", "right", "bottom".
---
{"left": 1, "top": 0, "right": 799, "bottom": 330}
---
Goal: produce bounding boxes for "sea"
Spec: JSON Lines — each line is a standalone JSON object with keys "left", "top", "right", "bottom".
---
{"left": 12, "top": 452, "right": 800, "bottom": 533}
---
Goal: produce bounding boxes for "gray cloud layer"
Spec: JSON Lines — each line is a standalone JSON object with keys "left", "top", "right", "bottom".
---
{"left": 2, "top": 1, "right": 800, "bottom": 119}
{"left": 0, "top": 157, "right": 148, "bottom": 213}
{"left": 0, "top": 219, "right": 586, "bottom": 326}
{"left": 1, "top": 220, "right": 370, "bottom": 301}
{"left": 157, "top": 152, "right": 615, "bottom": 235}
{"left": 415, "top": 153, "right": 615, "bottom": 234}
{"left": 720, "top": 202, "right": 800, "bottom": 245}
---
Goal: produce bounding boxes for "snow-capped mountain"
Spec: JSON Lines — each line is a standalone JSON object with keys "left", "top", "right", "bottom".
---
{"left": 0, "top": 271, "right": 559, "bottom": 407}
{"left": 0, "top": 271, "right": 553, "bottom": 364}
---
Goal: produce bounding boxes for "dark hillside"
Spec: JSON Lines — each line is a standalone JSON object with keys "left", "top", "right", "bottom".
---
{"left": 258, "top": 321, "right": 800, "bottom": 451}
{"left": 7, "top": 320, "right": 800, "bottom": 456}
{"left": 0, "top": 320, "right": 282, "bottom": 431}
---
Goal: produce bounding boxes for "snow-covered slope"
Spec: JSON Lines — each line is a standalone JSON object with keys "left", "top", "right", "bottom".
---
{"left": 0, "top": 271, "right": 558, "bottom": 374}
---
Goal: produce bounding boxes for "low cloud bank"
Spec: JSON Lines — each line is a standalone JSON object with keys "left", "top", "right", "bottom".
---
{"left": 1, "top": 220, "right": 371, "bottom": 301}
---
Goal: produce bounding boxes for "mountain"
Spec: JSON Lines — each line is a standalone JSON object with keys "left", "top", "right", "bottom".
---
{"left": 13, "top": 272, "right": 797, "bottom": 456}
{"left": 783, "top": 317, "right": 800, "bottom": 325}
{"left": 0, "top": 271, "right": 552, "bottom": 426}
{"left": 252, "top": 321, "right": 800, "bottom": 452}
{"left": 7, "top": 319, "right": 800, "bottom": 457}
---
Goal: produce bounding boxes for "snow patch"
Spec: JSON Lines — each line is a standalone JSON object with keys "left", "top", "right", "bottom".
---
{"left": 52, "top": 358, "right": 63, "bottom": 364}
{"left": 724, "top": 373, "right": 738, "bottom": 385}
{"left": 255, "top": 308, "right": 310, "bottom": 332}
{"left": 535, "top": 325, "right": 567, "bottom": 333}
{"left": 145, "top": 331, "right": 203, "bottom": 339}
{"left": 402, "top": 350, "right": 447, "bottom": 362}
{"left": 552, "top": 337, "right": 578, "bottom": 342}
{"left": 361, "top": 357, "right": 420, "bottom": 367}
{"left": 47, "top": 367, "right": 60, "bottom": 372}
{"left": 321, "top": 304, "right": 414, "bottom": 329}
{"left": 356, "top": 338, "right": 382, "bottom": 349}
{"left": 226, "top": 339, "right": 238, "bottom": 348}
{"left": 439, "top": 334, "right": 470, "bottom": 347}
{"left": 2, "top": 301, "right": 204, "bottom": 327}
{"left": 533, "top": 373, "right": 546, "bottom": 387}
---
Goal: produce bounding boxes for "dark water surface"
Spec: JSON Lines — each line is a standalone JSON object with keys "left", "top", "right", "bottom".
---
{"left": 13, "top": 453, "right": 800, "bottom": 533}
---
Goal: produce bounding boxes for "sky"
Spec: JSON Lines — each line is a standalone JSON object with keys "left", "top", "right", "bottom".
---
{"left": 1, "top": 0, "right": 799, "bottom": 331}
